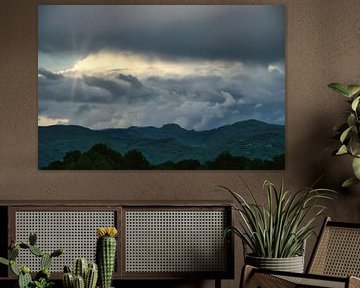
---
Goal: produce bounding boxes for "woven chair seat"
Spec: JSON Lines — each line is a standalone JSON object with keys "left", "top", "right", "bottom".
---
{"left": 277, "top": 275, "right": 346, "bottom": 288}
{"left": 241, "top": 218, "right": 360, "bottom": 288}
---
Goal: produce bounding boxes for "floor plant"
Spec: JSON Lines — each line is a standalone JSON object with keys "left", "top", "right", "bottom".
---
{"left": 221, "top": 179, "right": 335, "bottom": 262}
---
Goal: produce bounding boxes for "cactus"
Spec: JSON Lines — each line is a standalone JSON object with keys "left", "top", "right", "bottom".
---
{"left": 10, "top": 260, "right": 20, "bottom": 276}
{"left": 9, "top": 246, "right": 19, "bottom": 260}
{"left": 51, "top": 248, "right": 64, "bottom": 258}
{"left": 29, "top": 232, "right": 37, "bottom": 246}
{"left": 29, "top": 245, "right": 44, "bottom": 257}
{"left": 63, "top": 260, "right": 98, "bottom": 288}
{"left": 96, "top": 227, "right": 118, "bottom": 288}
{"left": 0, "top": 232, "right": 64, "bottom": 288}
{"left": 74, "top": 258, "right": 88, "bottom": 279}
{"left": 18, "top": 269, "right": 32, "bottom": 288}
{"left": 19, "top": 243, "right": 29, "bottom": 249}
{"left": 74, "top": 275, "right": 85, "bottom": 288}
{"left": 85, "top": 263, "right": 98, "bottom": 288}
{"left": 63, "top": 272, "right": 74, "bottom": 288}
{"left": 41, "top": 253, "right": 52, "bottom": 270}
{"left": 35, "top": 268, "right": 51, "bottom": 282}
{"left": 64, "top": 265, "right": 72, "bottom": 273}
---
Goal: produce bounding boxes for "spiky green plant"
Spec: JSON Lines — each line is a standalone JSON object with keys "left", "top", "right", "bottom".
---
{"left": 0, "top": 232, "right": 63, "bottom": 288}
{"left": 85, "top": 262, "right": 98, "bottom": 288}
{"left": 73, "top": 275, "right": 85, "bottom": 288}
{"left": 328, "top": 83, "right": 360, "bottom": 187}
{"left": 96, "top": 227, "right": 118, "bottom": 288}
{"left": 74, "top": 258, "right": 88, "bottom": 280}
{"left": 221, "top": 179, "right": 335, "bottom": 258}
{"left": 63, "top": 260, "right": 98, "bottom": 288}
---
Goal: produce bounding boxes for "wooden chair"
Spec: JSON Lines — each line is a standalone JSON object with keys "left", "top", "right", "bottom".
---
{"left": 241, "top": 217, "right": 360, "bottom": 288}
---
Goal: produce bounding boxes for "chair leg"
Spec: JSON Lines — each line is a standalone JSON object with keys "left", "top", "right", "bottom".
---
{"left": 240, "top": 265, "right": 296, "bottom": 288}
{"left": 240, "top": 265, "right": 255, "bottom": 288}
{"left": 349, "top": 276, "right": 360, "bottom": 288}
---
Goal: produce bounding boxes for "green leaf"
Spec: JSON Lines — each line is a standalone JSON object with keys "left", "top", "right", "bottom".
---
{"left": 342, "top": 177, "right": 360, "bottom": 188}
{"left": 352, "top": 157, "right": 360, "bottom": 179}
{"left": 336, "top": 145, "right": 348, "bottom": 155}
{"left": 350, "top": 136, "right": 360, "bottom": 156}
{"left": 340, "top": 126, "right": 353, "bottom": 143}
{"left": 10, "top": 261, "right": 20, "bottom": 276}
{"left": 328, "top": 83, "right": 350, "bottom": 97}
{"left": 347, "top": 85, "right": 360, "bottom": 97}
{"left": 352, "top": 96, "right": 360, "bottom": 111}
{"left": 347, "top": 114, "right": 356, "bottom": 128}
{"left": 0, "top": 257, "right": 9, "bottom": 266}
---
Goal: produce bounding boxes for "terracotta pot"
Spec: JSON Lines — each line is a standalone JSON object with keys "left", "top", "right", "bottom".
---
{"left": 245, "top": 254, "right": 305, "bottom": 273}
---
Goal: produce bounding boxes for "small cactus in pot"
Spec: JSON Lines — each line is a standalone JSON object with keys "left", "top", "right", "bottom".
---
{"left": 0, "top": 232, "right": 63, "bottom": 288}
{"left": 62, "top": 259, "right": 98, "bottom": 288}
{"left": 96, "top": 227, "right": 118, "bottom": 288}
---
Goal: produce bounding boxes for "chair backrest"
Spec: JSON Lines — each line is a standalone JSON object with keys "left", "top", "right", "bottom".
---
{"left": 307, "top": 217, "right": 360, "bottom": 277}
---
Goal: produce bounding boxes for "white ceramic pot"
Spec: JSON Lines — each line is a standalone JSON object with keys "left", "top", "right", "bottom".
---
{"left": 245, "top": 254, "right": 305, "bottom": 273}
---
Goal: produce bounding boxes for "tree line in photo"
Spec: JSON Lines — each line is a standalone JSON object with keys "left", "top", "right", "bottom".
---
{"left": 43, "top": 143, "right": 284, "bottom": 170}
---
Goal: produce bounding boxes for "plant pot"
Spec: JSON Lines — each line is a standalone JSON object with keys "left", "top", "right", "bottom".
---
{"left": 245, "top": 254, "right": 304, "bottom": 273}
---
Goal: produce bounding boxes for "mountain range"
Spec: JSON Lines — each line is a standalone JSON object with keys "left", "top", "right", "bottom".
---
{"left": 38, "top": 119, "right": 285, "bottom": 169}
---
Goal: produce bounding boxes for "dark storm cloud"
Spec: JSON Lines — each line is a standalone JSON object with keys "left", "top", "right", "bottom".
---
{"left": 39, "top": 73, "right": 113, "bottom": 103}
{"left": 39, "top": 72, "right": 152, "bottom": 107}
{"left": 38, "top": 5, "right": 284, "bottom": 64}
{"left": 38, "top": 67, "right": 64, "bottom": 80}
{"left": 117, "top": 74, "right": 143, "bottom": 88}
{"left": 147, "top": 75, "right": 230, "bottom": 102}
{"left": 38, "top": 63, "right": 284, "bottom": 129}
{"left": 83, "top": 76, "right": 127, "bottom": 99}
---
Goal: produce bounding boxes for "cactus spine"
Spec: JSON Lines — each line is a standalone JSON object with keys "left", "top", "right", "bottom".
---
{"left": 96, "top": 227, "right": 118, "bottom": 288}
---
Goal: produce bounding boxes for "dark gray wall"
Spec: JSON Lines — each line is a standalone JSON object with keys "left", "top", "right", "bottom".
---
{"left": 1, "top": 0, "right": 360, "bottom": 287}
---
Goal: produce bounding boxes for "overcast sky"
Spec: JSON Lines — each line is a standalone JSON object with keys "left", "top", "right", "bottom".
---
{"left": 38, "top": 5, "right": 285, "bottom": 130}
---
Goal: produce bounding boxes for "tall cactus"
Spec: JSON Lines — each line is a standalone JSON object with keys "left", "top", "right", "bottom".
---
{"left": 96, "top": 227, "right": 118, "bottom": 288}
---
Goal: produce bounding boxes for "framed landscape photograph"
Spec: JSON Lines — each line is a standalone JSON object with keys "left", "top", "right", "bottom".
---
{"left": 38, "top": 5, "right": 285, "bottom": 170}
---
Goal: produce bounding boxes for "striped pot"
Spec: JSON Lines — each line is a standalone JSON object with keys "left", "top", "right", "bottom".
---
{"left": 245, "top": 254, "right": 305, "bottom": 273}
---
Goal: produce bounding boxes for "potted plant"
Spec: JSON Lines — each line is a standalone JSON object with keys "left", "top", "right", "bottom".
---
{"left": 221, "top": 179, "right": 334, "bottom": 273}
{"left": 96, "top": 227, "right": 118, "bottom": 288}
{"left": 0, "top": 232, "right": 64, "bottom": 288}
{"left": 328, "top": 83, "right": 360, "bottom": 187}
{"left": 62, "top": 258, "right": 98, "bottom": 288}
